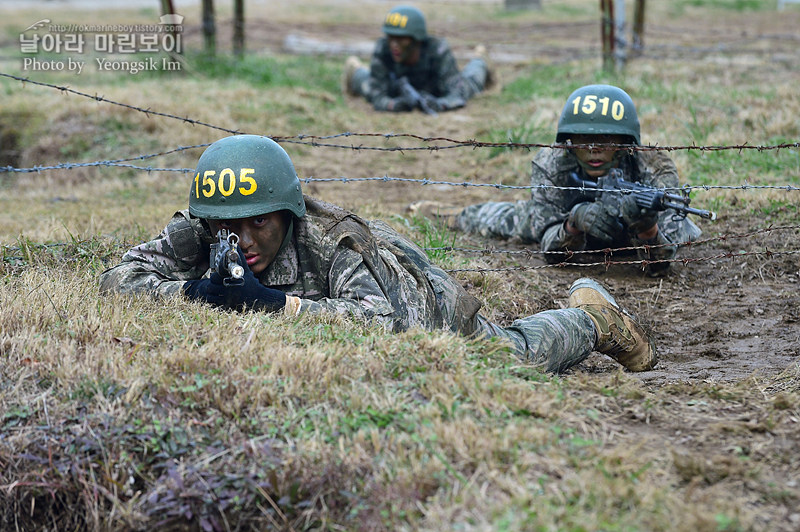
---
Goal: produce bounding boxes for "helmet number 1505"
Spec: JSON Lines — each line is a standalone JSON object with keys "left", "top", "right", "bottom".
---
{"left": 571, "top": 95, "right": 625, "bottom": 121}
{"left": 194, "top": 168, "right": 257, "bottom": 199}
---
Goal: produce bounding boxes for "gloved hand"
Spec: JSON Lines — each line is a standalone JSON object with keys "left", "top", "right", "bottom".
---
{"left": 568, "top": 201, "right": 622, "bottom": 242}
{"left": 425, "top": 93, "right": 466, "bottom": 111}
{"left": 620, "top": 194, "right": 659, "bottom": 235}
{"left": 184, "top": 249, "right": 286, "bottom": 312}
{"left": 419, "top": 91, "right": 443, "bottom": 112}
{"left": 390, "top": 94, "right": 416, "bottom": 112}
{"left": 183, "top": 273, "right": 227, "bottom": 307}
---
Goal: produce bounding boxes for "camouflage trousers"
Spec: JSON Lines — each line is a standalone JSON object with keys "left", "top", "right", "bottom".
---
{"left": 350, "top": 59, "right": 489, "bottom": 102}
{"left": 456, "top": 200, "right": 537, "bottom": 242}
{"left": 477, "top": 309, "right": 596, "bottom": 374}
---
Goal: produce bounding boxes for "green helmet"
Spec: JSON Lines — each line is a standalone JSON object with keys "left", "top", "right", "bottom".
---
{"left": 556, "top": 84, "right": 640, "bottom": 145}
{"left": 382, "top": 5, "right": 427, "bottom": 41}
{"left": 188, "top": 135, "right": 306, "bottom": 220}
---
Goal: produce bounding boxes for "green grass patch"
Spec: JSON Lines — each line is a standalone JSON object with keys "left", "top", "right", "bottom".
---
{"left": 395, "top": 213, "right": 458, "bottom": 265}
{"left": 670, "top": 0, "right": 771, "bottom": 13}
{"left": 686, "top": 140, "right": 800, "bottom": 185}
{"left": 168, "top": 52, "right": 343, "bottom": 93}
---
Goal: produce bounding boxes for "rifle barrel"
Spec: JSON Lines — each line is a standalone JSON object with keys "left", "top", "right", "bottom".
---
{"left": 662, "top": 201, "right": 717, "bottom": 220}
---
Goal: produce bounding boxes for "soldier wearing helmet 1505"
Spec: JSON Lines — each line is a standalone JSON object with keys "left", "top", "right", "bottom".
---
{"left": 415, "top": 84, "right": 703, "bottom": 277}
{"left": 343, "top": 5, "right": 492, "bottom": 113}
{"left": 100, "top": 134, "right": 659, "bottom": 374}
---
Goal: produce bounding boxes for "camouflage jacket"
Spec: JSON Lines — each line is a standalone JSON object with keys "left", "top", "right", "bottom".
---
{"left": 366, "top": 36, "right": 471, "bottom": 111}
{"left": 528, "top": 148, "right": 700, "bottom": 262}
{"left": 99, "top": 197, "right": 482, "bottom": 334}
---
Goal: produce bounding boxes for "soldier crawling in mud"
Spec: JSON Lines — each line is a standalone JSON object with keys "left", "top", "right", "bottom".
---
{"left": 412, "top": 84, "right": 705, "bottom": 277}
{"left": 343, "top": 5, "right": 492, "bottom": 114}
{"left": 100, "top": 135, "right": 658, "bottom": 374}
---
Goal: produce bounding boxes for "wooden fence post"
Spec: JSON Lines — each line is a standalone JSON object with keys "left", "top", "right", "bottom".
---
{"left": 233, "top": 0, "right": 245, "bottom": 58}
{"left": 202, "top": 0, "right": 216, "bottom": 56}
{"left": 632, "top": 0, "right": 646, "bottom": 56}
{"left": 600, "top": 0, "right": 614, "bottom": 71}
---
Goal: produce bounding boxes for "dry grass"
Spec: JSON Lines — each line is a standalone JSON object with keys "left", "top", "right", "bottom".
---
{"left": 1, "top": 0, "right": 800, "bottom": 530}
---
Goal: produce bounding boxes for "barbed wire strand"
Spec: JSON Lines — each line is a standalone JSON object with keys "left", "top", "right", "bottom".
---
{"left": 443, "top": 249, "right": 800, "bottom": 274}
{"left": 2, "top": 162, "right": 799, "bottom": 195}
{"left": 425, "top": 224, "right": 800, "bottom": 257}
{"left": 3, "top": 225, "right": 798, "bottom": 275}
{"left": 2, "top": 73, "right": 799, "bottom": 155}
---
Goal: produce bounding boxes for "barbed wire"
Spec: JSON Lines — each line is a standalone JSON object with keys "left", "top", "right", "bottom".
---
{"left": 0, "top": 73, "right": 244, "bottom": 136}
{"left": 424, "top": 224, "right": 800, "bottom": 258}
{"left": 2, "top": 163, "right": 798, "bottom": 195}
{"left": 296, "top": 176, "right": 800, "bottom": 194}
{"left": 2, "top": 73, "right": 799, "bottom": 156}
{"left": 2, "top": 162, "right": 192, "bottom": 173}
{"left": 2, "top": 163, "right": 799, "bottom": 195}
{"left": 442, "top": 249, "right": 800, "bottom": 274}
{"left": 3, "top": 224, "right": 798, "bottom": 275}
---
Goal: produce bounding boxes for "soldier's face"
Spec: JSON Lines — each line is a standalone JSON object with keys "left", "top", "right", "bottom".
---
{"left": 209, "top": 211, "right": 289, "bottom": 275}
{"left": 387, "top": 35, "right": 417, "bottom": 64}
{"left": 569, "top": 134, "right": 627, "bottom": 179}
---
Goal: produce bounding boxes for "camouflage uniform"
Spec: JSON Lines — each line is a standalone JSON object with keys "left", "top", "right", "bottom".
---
{"left": 350, "top": 36, "right": 489, "bottom": 112}
{"left": 457, "top": 148, "right": 702, "bottom": 266}
{"left": 100, "top": 196, "right": 595, "bottom": 373}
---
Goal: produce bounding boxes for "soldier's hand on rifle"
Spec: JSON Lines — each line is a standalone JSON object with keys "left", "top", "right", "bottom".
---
{"left": 390, "top": 94, "right": 416, "bottom": 111}
{"left": 568, "top": 201, "right": 622, "bottom": 242}
{"left": 620, "top": 194, "right": 659, "bottom": 236}
{"left": 418, "top": 91, "right": 443, "bottom": 112}
{"left": 183, "top": 275, "right": 227, "bottom": 306}
{"left": 184, "top": 249, "right": 287, "bottom": 312}
{"left": 219, "top": 248, "right": 287, "bottom": 312}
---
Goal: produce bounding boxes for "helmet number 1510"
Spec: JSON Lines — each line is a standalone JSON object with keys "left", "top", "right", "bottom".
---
{"left": 571, "top": 95, "right": 625, "bottom": 121}
{"left": 194, "top": 168, "right": 257, "bottom": 199}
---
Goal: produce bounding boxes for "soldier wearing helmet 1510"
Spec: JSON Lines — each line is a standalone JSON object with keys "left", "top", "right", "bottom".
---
{"left": 343, "top": 5, "right": 492, "bottom": 113}
{"left": 419, "top": 84, "right": 702, "bottom": 277}
{"left": 100, "top": 134, "right": 659, "bottom": 374}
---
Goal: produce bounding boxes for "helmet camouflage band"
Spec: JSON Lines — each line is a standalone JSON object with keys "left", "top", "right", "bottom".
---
{"left": 382, "top": 5, "right": 427, "bottom": 41}
{"left": 556, "top": 84, "right": 640, "bottom": 145}
{"left": 188, "top": 135, "right": 306, "bottom": 220}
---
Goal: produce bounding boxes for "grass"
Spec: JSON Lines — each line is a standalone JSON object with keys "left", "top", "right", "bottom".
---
{"left": 1, "top": 0, "right": 800, "bottom": 530}
{"left": 152, "top": 52, "right": 345, "bottom": 94}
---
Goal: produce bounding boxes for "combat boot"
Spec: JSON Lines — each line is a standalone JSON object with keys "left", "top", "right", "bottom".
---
{"left": 342, "top": 56, "right": 364, "bottom": 96}
{"left": 473, "top": 44, "right": 496, "bottom": 91}
{"left": 568, "top": 278, "right": 657, "bottom": 372}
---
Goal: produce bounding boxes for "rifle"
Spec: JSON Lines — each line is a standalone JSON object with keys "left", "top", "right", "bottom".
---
{"left": 209, "top": 229, "right": 245, "bottom": 286}
{"left": 567, "top": 169, "right": 717, "bottom": 221}
{"left": 396, "top": 76, "right": 438, "bottom": 116}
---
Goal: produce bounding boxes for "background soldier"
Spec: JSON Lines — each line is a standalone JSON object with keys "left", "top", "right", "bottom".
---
{"left": 343, "top": 4, "right": 492, "bottom": 113}
{"left": 100, "top": 135, "right": 656, "bottom": 374}
{"left": 415, "top": 84, "right": 703, "bottom": 277}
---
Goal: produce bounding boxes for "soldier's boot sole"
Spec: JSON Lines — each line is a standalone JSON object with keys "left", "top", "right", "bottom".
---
{"left": 343, "top": 55, "right": 364, "bottom": 96}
